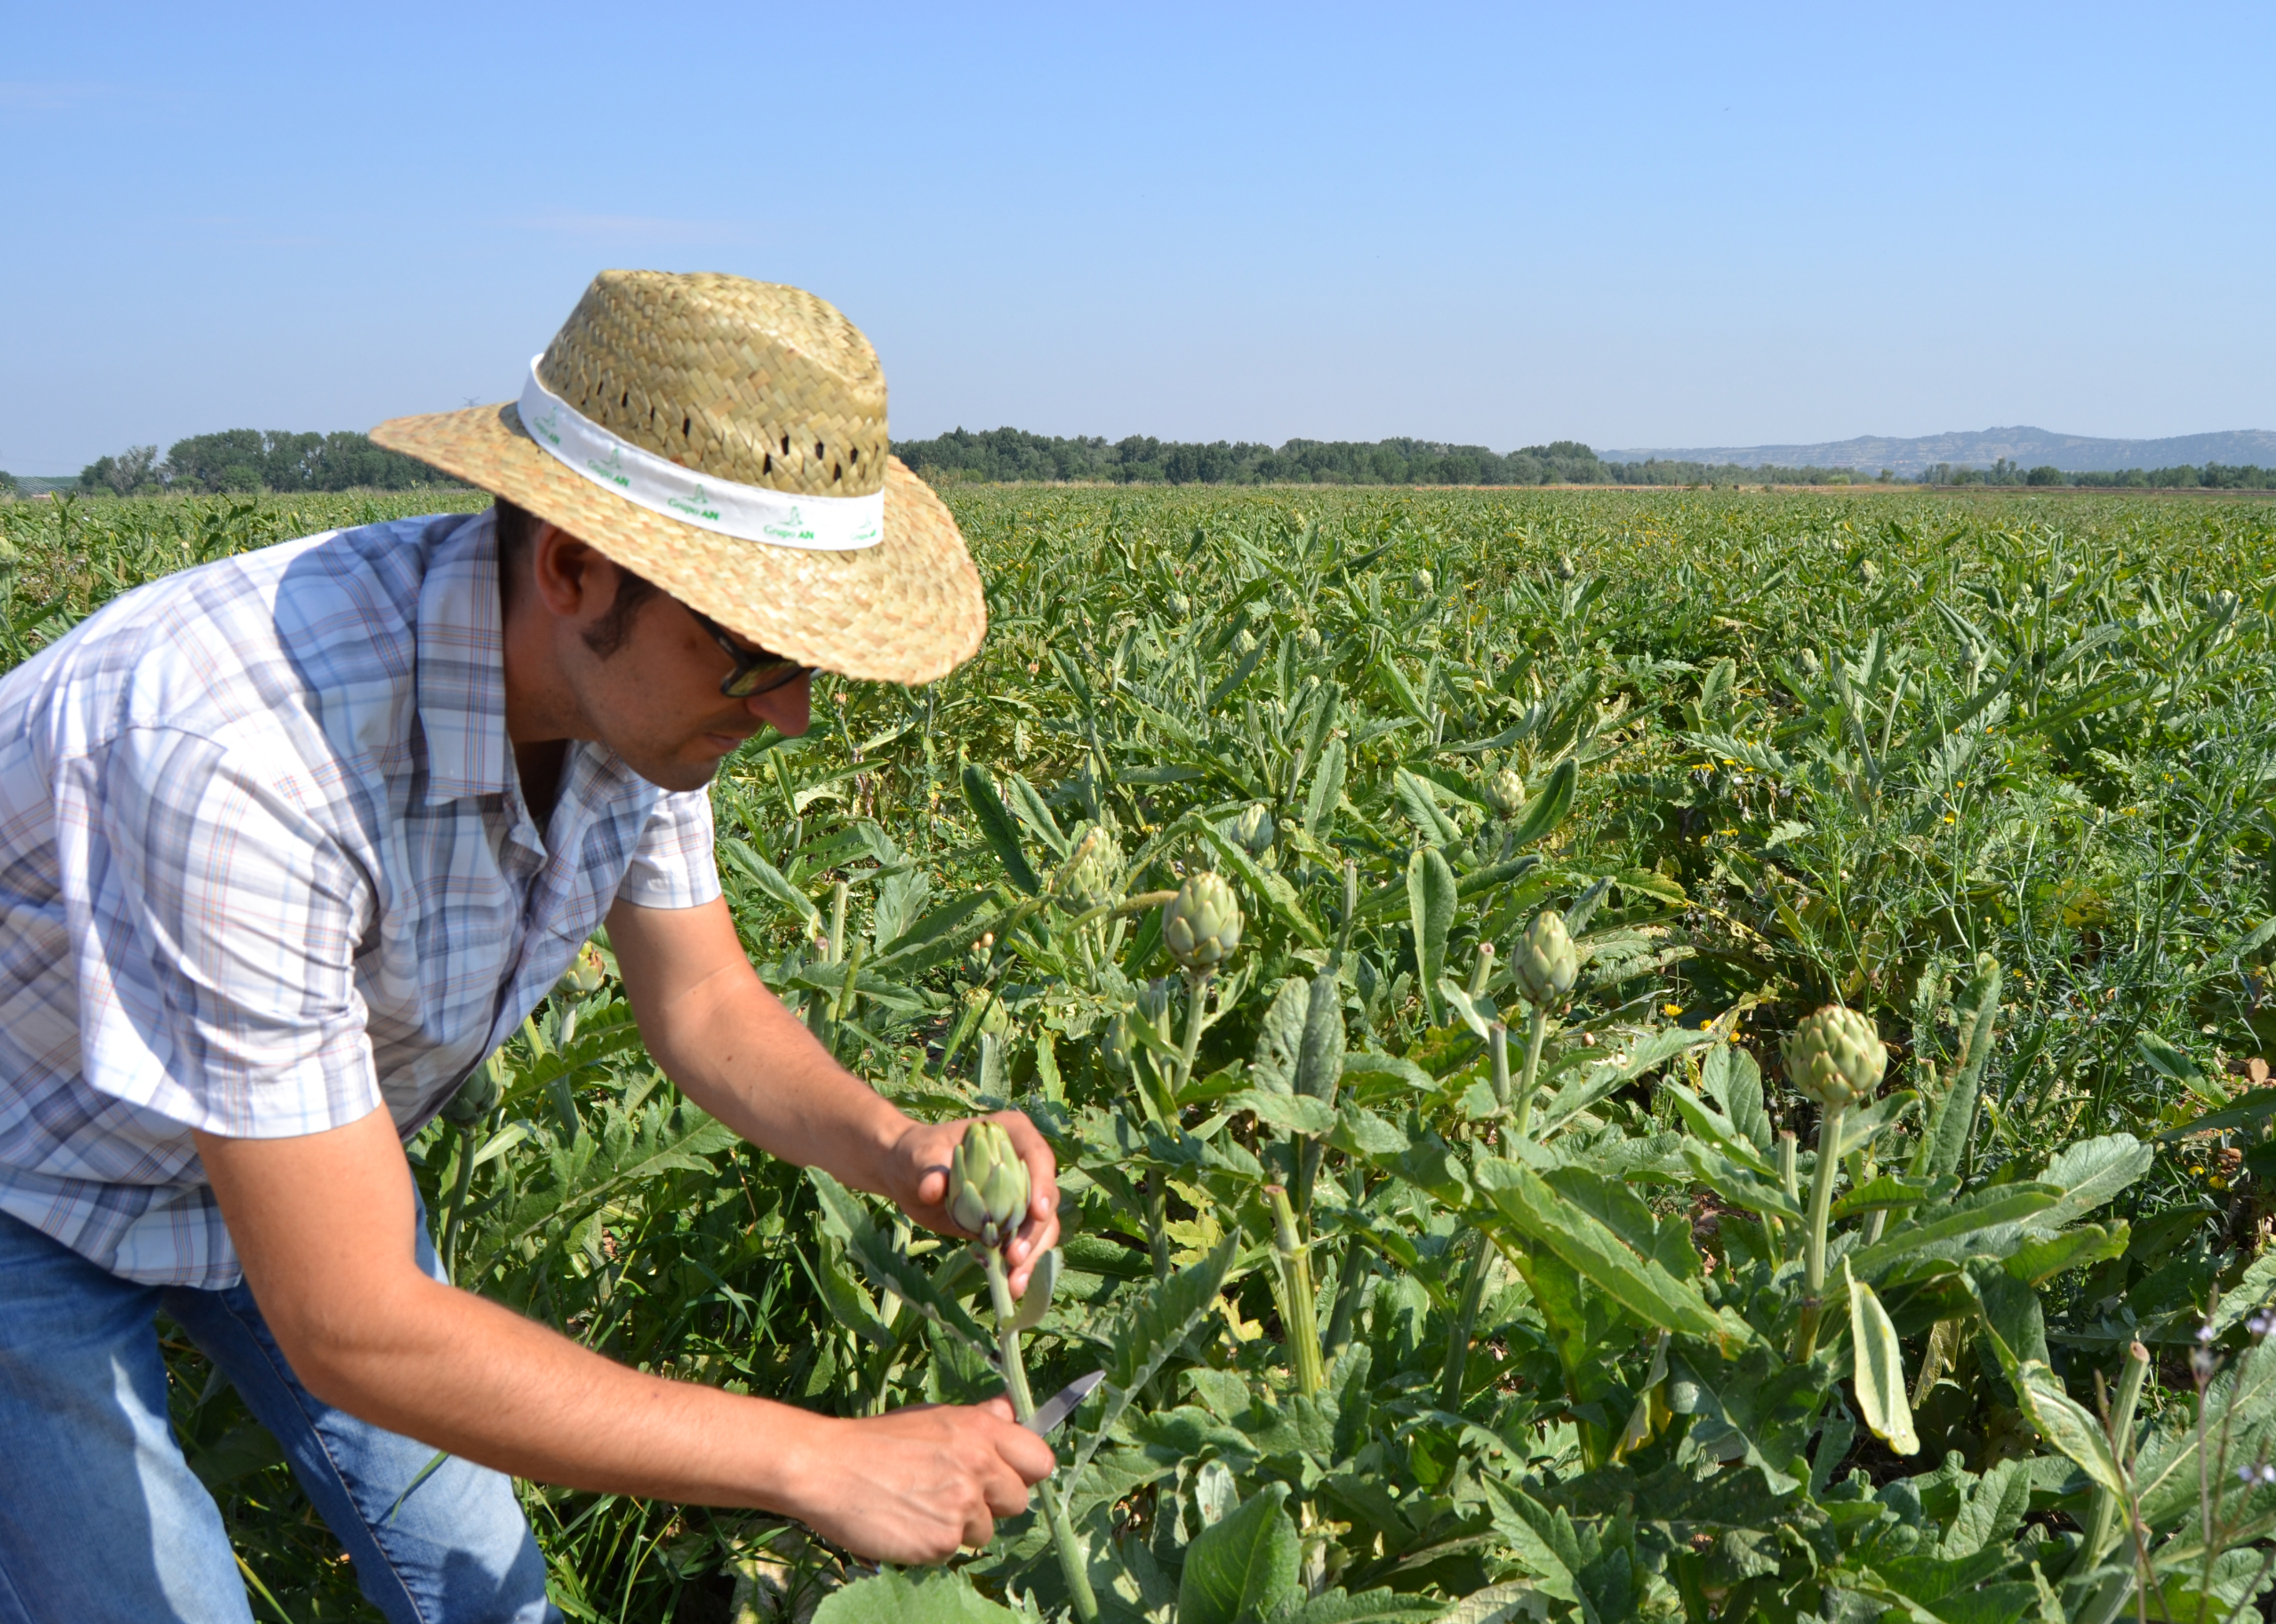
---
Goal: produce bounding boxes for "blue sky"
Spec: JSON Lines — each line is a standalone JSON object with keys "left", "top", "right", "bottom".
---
{"left": 4, "top": 2, "right": 2270, "bottom": 475}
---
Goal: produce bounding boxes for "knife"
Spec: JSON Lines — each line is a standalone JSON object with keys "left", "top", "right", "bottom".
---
{"left": 1023, "top": 1369, "right": 1104, "bottom": 1437}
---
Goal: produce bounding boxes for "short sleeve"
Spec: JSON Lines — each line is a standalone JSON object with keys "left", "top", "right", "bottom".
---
{"left": 56, "top": 726, "right": 381, "bottom": 1139}
{"left": 614, "top": 788, "right": 720, "bottom": 910}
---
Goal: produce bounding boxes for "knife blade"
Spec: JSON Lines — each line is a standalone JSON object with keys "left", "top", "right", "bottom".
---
{"left": 1023, "top": 1369, "right": 1104, "bottom": 1437}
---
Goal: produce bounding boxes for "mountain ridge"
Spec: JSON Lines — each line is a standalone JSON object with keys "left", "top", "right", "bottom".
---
{"left": 1603, "top": 426, "right": 2276, "bottom": 477}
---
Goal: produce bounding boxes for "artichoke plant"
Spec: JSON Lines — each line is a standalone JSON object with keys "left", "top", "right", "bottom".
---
{"left": 1507, "top": 909, "right": 1580, "bottom": 1138}
{"left": 953, "top": 1121, "right": 1097, "bottom": 1621}
{"left": 1411, "top": 568, "right": 1434, "bottom": 596}
{"left": 1785, "top": 1004, "right": 1887, "bottom": 1359}
{"left": 1164, "top": 870, "right": 1243, "bottom": 973}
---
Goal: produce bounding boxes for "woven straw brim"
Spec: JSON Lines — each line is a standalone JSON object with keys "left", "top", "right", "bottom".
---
{"left": 371, "top": 403, "right": 984, "bottom": 686}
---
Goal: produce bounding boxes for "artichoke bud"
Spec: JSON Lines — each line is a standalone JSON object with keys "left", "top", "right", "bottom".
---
{"left": 441, "top": 1059, "right": 501, "bottom": 1127}
{"left": 1229, "top": 804, "right": 1275, "bottom": 860}
{"left": 1411, "top": 569, "right": 1434, "bottom": 596}
{"left": 1164, "top": 871, "right": 1244, "bottom": 973}
{"left": 1512, "top": 909, "right": 1579, "bottom": 1010}
{"left": 1555, "top": 552, "right": 1576, "bottom": 582}
{"left": 1232, "top": 627, "right": 1258, "bottom": 659}
{"left": 1484, "top": 767, "right": 1527, "bottom": 821}
{"left": 1297, "top": 625, "right": 1323, "bottom": 656}
{"left": 950, "top": 1120, "right": 1030, "bottom": 1249}
{"left": 1054, "top": 822, "right": 1124, "bottom": 911}
{"left": 1784, "top": 1004, "right": 1887, "bottom": 1112}
{"left": 557, "top": 942, "right": 606, "bottom": 998}
{"left": 1166, "top": 590, "right": 1193, "bottom": 620}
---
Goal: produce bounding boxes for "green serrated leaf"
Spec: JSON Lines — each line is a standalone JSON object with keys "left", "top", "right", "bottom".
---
{"left": 960, "top": 763, "right": 1042, "bottom": 896}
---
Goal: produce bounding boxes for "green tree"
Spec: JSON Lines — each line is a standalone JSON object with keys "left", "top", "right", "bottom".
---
{"left": 2025, "top": 464, "right": 2064, "bottom": 485}
{"left": 78, "top": 444, "right": 160, "bottom": 496}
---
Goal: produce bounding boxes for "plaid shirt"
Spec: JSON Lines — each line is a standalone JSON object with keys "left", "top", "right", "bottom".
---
{"left": 0, "top": 509, "right": 718, "bottom": 1288}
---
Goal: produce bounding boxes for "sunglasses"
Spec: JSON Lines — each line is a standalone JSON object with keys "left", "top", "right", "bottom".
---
{"left": 685, "top": 605, "right": 813, "bottom": 699}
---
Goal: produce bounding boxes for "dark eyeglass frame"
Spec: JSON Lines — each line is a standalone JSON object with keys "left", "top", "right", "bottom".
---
{"left": 685, "top": 605, "right": 813, "bottom": 699}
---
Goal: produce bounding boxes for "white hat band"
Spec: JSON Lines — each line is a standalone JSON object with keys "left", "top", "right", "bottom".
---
{"left": 516, "top": 357, "right": 885, "bottom": 551}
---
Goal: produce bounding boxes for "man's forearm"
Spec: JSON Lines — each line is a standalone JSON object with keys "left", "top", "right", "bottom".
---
{"left": 302, "top": 1260, "right": 835, "bottom": 1506}
{"left": 608, "top": 897, "right": 912, "bottom": 1193}
{"left": 641, "top": 961, "right": 910, "bottom": 1189}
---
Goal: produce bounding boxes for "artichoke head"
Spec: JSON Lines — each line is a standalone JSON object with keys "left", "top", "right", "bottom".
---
{"left": 1166, "top": 590, "right": 1193, "bottom": 620}
{"left": 557, "top": 941, "right": 607, "bottom": 998}
{"left": 1164, "top": 871, "right": 1244, "bottom": 973}
{"left": 1512, "top": 909, "right": 1579, "bottom": 1010}
{"left": 1055, "top": 822, "right": 1125, "bottom": 911}
{"left": 441, "top": 1059, "right": 501, "bottom": 1127}
{"left": 1411, "top": 568, "right": 1434, "bottom": 596}
{"left": 1297, "top": 625, "right": 1324, "bottom": 656}
{"left": 1229, "top": 804, "right": 1275, "bottom": 860}
{"left": 1784, "top": 1004, "right": 1886, "bottom": 1112}
{"left": 949, "top": 1120, "right": 1030, "bottom": 1250}
{"left": 1484, "top": 767, "right": 1527, "bottom": 821}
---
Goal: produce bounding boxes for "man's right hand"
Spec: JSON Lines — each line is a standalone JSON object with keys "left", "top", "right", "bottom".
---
{"left": 789, "top": 1398, "right": 1056, "bottom": 1564}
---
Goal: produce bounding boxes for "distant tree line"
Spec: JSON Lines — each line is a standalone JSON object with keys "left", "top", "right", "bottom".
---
{"left": 1917, "top": 458, "right": 2274, "bottom": 490}
{"left": 71, "top": 430, "right": 458, "bottom": 497}
{"left": 889, "top": 428, "right": 1867, "bottom": 487}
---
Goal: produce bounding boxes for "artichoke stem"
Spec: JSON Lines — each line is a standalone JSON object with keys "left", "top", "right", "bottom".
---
{"left": 1268, "top": 1186, "right": 1326, "bottom": 1396}
{"left": 2077, "top": 1340, "right": 2150, "bottom": 1573}
{"left": 1439, "top": 1227, "right": 1493, "bottom": 1411}
{"left": 439, "top": 1124, "right": 478, "bottom": 1287}
{"left": 1488, "top": 1020, "right": 1511, "bottom": 1110}
{"left": 983, "top": 1245, "right": 1099, "bottom": 1623}
{"left": 1171, "top": 971, "right": 1211, "bottom": 1099}
{"left": 1511, "top": 1007, "right": 1549, "bottom": 1139}
{"left": 1147, "top": 1181, "right": 1170, "bottom": 1281}
{"left": 1792, "top": 1104, "right": 1847, "bottom": 1363}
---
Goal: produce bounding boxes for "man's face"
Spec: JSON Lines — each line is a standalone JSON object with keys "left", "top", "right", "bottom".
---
{"left": 525, "top": 532, "right": 813, "bottom": 792}
{"left": 580, "top": 590, "right": 813, "bottom": 792}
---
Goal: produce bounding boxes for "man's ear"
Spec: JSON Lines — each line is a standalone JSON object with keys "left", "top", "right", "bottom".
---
{"left": 528, "top": 524, "right": 613, "bottom": 622}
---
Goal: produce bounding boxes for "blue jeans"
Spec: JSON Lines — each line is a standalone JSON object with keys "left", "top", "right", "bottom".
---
{"left": 0, "top": 1206, "right": 557, "bottom": 1623}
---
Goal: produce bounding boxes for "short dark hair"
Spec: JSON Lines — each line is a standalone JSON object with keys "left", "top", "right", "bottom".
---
{"left": 493, "top": 498, "right": 661, "bottom": 659}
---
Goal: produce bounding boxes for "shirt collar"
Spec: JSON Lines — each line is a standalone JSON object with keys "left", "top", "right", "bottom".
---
{"left": 414, "top": 509, "right": 511, "bottom": 804}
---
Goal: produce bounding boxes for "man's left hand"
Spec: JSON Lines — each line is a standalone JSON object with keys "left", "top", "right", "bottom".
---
{"left": 888, "top": 1111, "right": 1061, "bottom": 1296}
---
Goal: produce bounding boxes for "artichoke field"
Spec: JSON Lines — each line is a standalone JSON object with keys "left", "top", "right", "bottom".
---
{"left": 10, "top": 484, "right": 2276, "bottom": 1623}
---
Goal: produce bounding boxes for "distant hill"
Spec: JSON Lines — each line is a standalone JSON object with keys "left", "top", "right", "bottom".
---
{"left": 1604, "top": 427, "right": 2276, "bottom": 478}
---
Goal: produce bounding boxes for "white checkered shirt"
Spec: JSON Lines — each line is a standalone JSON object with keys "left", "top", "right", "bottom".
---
{"left": 0, "top": 508, "right": 719, "bottom": 1287}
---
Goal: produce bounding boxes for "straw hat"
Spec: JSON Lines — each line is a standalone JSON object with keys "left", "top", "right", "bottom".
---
{"left": 372, "top": 271, "right": 984, "bottom": 685}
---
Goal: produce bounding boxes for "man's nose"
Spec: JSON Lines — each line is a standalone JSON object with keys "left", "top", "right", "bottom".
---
{"left": 747, "top": 673, "right": 812, "bottom": 738}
